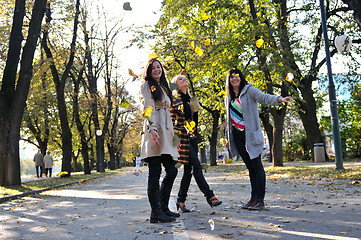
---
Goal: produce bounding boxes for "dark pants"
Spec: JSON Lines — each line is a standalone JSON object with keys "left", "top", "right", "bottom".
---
{"left": 177, "top": 138, "right": 214, "bottom": 203}
{"left": 233, "top": 128, "right": 266, "bottom": 202}
{"left": 45, "top": 168, "right": 52, "bottom": 177}
{"left": 147, "top": 154, "right": 178, "bottom": 212}
{"left": 36, "top": 166, "right": 43, "bottom": 178}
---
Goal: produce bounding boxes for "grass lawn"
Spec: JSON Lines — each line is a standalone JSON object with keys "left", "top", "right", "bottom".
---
{"left": 0, "top": 169, "right": 122, "bottom": 198}
{"left": 208, "top": 159, "right": 361, "bottom": 182}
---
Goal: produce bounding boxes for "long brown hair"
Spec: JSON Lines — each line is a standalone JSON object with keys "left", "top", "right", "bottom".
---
{"left": 144, "top": 58, "right": 172, "bottom": 102}
{"left": 226, "top": 68, "right": 248, "bottom": 101}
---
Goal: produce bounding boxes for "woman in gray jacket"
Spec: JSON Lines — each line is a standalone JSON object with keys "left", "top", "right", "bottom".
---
{"left": 225, "top": 68, "right": 293, "bottom": 210}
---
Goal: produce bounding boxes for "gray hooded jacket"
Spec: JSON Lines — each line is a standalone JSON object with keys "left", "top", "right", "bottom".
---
{"left": 225, "top": 83, "right": 280, "bottom": 160}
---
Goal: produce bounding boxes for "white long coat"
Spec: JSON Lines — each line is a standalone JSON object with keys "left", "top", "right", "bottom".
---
{"left": 139, "top": 82, "right": 179, "bottom": 161}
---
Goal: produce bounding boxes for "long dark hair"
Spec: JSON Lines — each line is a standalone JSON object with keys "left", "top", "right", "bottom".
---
{"left": 226, "top": 68, "right": 248, "bottom": 101}
{"left": 144, "top": 58, "right": 172, "bottom": 102}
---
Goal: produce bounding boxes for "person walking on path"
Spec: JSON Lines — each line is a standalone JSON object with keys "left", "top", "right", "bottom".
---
{"left": 33, "top": 150, "right": 44, "bottom": 178}
{"left": 134, "top": 154, "right": 142, "bottom": 175}
{"left": 43, "top": 151, "right": 54, "bottom": 177}
{"left": 170, "top": 74, "right": 222, "bottom": 212}
{"left": 139, "top": 58, "right": 180, "bottom": 223}
{"left": 225, "top": 68, "right": 293, "bottom": 210}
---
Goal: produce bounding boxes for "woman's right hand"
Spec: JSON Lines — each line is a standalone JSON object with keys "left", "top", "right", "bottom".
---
{"left": 150, "top": 129, "right": 160, "bottom": 146}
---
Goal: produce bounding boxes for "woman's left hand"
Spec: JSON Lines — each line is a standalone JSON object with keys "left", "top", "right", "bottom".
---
{"left": 150, "top": 129, "right": 160, "bottom": 146}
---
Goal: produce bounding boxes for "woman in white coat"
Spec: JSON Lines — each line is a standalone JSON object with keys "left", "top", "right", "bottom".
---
{"left": 139, "top": 58, "right": 180, "bottom": 223}
{"left": 225, "top": 68, "right": 293, "bottom": 210}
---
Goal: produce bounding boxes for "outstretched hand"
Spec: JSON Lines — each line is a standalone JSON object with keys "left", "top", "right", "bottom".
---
{"left": 279, "top": 96, "right": 294, "bottom": 104}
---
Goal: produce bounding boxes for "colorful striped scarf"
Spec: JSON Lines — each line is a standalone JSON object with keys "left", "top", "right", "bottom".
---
{"left": 230, "top": 98, "right": 245, "bottom": 131}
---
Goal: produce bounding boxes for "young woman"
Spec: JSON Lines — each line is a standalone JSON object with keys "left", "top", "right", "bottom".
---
{"left": 225, "top": 68, "right": 293, "bottom": 210}
{"left": 170, "top": 74, "right": 222, "bottom": 212}
{"left": 139, "top": 59, "right": 180, "bottom": 223}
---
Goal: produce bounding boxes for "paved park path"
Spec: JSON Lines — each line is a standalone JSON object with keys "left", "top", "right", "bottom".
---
{"left": 0, "top": 162, "right": 360, "bottom": 240}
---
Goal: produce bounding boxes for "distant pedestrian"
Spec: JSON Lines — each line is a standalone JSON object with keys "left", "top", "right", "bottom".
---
{"left": 43, "top": 151, "right": 54, "bottom": 177}
{"left": 33, "top": 150, "right": 44, "bottom": 178}
{"left": 134, "top": 154, "right": 142, "bottom": 174}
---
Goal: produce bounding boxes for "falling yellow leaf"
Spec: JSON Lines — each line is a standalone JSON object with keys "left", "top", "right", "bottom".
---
{"left": 220, "top": 138, "right": 228, "bottom": 145}
{"left": 128, "top": 69, "right": 136, "bottom": 77}
{"left": 178, "top": 104, "right": 184, "bottom": 111}
{"left": 184, "top": 120, "right": 196, "bottom": 134}
{"left": 256, "top": 38, "right": 264, "bottom": 48}
{"left": 195, "top": 47, "right": 204, "bottom": 56}
{"left": 204, "top": 39, "right": 211, "bottom": 45}
{"left": 144, "top": 106, "right": 153, "bottom": 118}
{"left": 182, "top": 25, "right": 187, "bottom": 31}
{"left": 228, "top": 54, "right": 233, "bottom": 60}
{"left": 202, "top": 13, "right": 211, "bottom": 21}
{"left": 212, "top": 61, "right": 218, "bottom": 66}
{"left": 188, "top": 41, "right": 195, "bottom": 49}
{"left": 149, "top": 52, "right": 158, "bottom": 59}
{"left": 80, "top": 179, "right": 88, "bottom": 183}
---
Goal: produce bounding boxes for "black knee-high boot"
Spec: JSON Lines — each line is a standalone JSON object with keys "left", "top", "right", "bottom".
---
{"left": 160, "top": 180, "right": 180, "bottom": 217}
{"left": 148, "top": 187, "right": 175, "bottom": 223}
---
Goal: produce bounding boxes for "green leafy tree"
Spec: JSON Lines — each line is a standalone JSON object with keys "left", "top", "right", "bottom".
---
{"left": 0, "top": 0, "right": 47, "bottom": 186}
{"left": 41, "top": 0, "right": 81, "bottom": 176}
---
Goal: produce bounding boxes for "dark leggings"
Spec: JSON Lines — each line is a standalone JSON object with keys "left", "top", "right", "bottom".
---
{"left": 147, "top": 155, "right": 178, "bottom": 211}
{"left": 233, "top": 128, "right": 266, "bottom": 202}
{"left": 177, "top": 138, "right": 214, "bottom": 203}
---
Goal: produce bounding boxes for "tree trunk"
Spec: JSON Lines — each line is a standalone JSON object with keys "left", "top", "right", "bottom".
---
{"left": 82, "top": 18, "right": 104, "bottom": 173}
{"left": 297, "top": 77, "right": 324, "bottom": 161}
{"left": 72, "top": 69, "right": 91, "bottom": 174}
{"left": 274, "top": 0, "right": 328, "bottom": 161}
{"left": 72, "top": 152, "right": 78, "bottom": 172}
{"left": 342, "top": 0, "right": 361, "bottom": 30}
{"left": 208, "top": 111, "right": 220, "bottom": 166}
{"left": 197, "top": 133, "right": 207, "bottom": 163}
{"left": 271, "top": 107, "right": 287, "bottom": 166}
{"left": 249, "top": 0, "right": 288, "bottom": 166}
{"left": 0, "top": 0, "right": 47, "bottom": 186}
{"left": 259, "top": 105, "right": 273, "bottom": 160}
{"left": 41, "top": 1, "right": 80, "bottom": 175}
{"left": 107, "top": 143, "right": 116, "bottom": 170}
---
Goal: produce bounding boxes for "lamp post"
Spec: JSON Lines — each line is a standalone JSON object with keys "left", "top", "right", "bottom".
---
{"left": 96, "top": 129, "right": 104, "bottom": 172}
{"left": 319, "top": 0, "right": 344, "bottom": 169}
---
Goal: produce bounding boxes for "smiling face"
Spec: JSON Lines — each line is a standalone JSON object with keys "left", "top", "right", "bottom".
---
{"left": 176, "top": 75, "right": 188, "bottom": 90}
{"left": 151, "top": 61, "right": 162, "bottom": 82}
{"left": 229, "top": 73, "right": 241, "bottom": 89}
